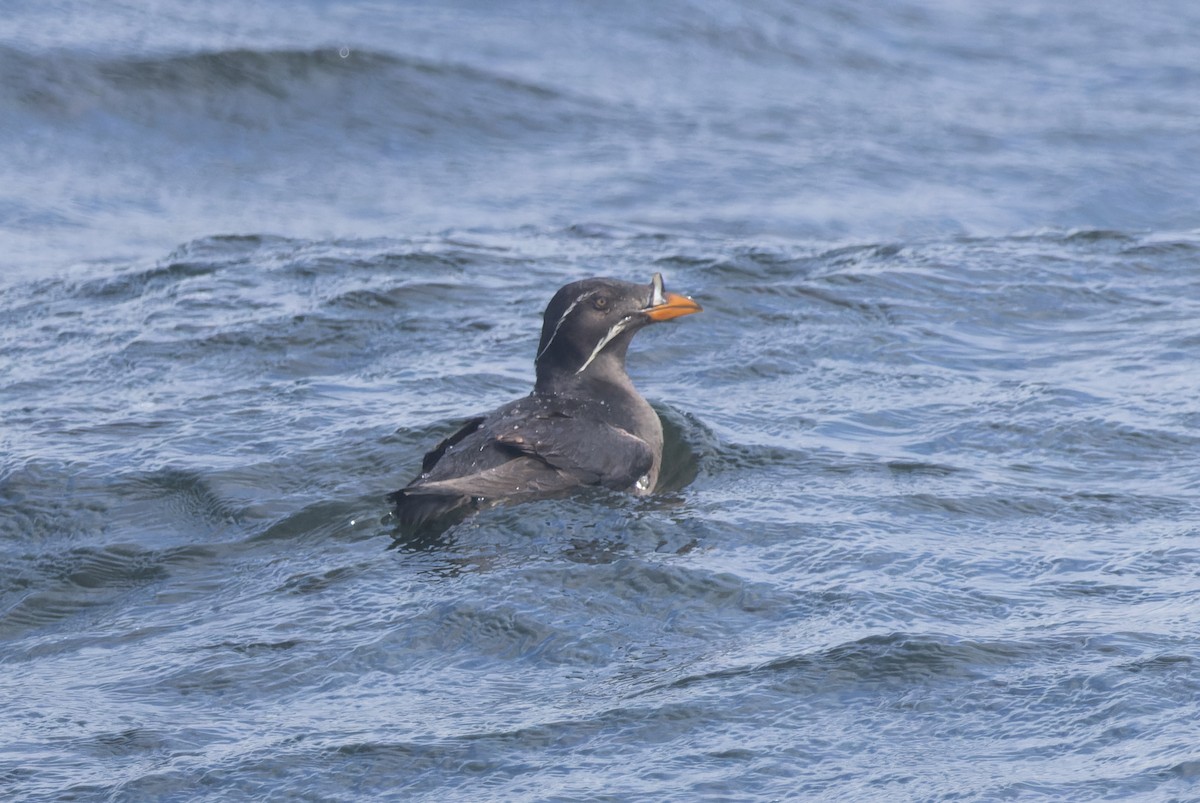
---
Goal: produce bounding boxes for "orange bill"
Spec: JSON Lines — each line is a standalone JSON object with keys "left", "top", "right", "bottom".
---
{"left": 645, "top": 291, "right": 703, "bottom": 321}
{"left": 644, "top": 272, "right": 702, "bottom": 321}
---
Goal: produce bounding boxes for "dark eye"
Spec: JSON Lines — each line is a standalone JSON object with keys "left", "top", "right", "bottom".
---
{"left": 593, "top": 296, "right": 608, "bottom": 310}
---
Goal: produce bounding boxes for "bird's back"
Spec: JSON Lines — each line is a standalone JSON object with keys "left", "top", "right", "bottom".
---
{"left": 390, "top": 392, "right": 656, "bottom": 530}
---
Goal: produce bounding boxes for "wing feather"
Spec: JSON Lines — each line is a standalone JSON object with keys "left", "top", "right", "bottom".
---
{"left": 390, "top": 402, "right": 654, "bottom": 531}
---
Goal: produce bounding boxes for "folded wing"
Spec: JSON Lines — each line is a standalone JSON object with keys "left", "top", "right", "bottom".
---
{"left": 389, "top": 405, "right": 653, "bottom": 530}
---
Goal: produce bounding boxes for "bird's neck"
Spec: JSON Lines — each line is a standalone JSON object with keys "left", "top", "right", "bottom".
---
{"left": 534, "top": 352, "right": 636, "bottom": 400}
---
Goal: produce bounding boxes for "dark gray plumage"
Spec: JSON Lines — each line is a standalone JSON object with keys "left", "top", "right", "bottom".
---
{"left": 388, "top": 273, "right": 702, "bottom": 530}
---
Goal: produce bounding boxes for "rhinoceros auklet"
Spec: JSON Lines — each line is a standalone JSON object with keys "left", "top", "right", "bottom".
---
{"left": 389, "top": 272, "right": 702, "bottom": 529}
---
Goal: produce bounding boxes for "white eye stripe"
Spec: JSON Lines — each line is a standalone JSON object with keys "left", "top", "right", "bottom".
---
{"left": 535, "top": 290, "right": 597, "bottom": 363}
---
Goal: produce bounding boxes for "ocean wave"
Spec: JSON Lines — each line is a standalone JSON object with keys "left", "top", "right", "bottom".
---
{"left": 0, "top": 44, "right": 607, "bottom": 142}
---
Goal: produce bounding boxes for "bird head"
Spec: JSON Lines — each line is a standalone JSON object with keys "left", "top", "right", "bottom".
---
{"left": 534, "top": 272, "right": 702, "bottom": 390}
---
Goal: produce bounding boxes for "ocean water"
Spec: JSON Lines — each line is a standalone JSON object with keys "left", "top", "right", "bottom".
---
{"left": 3, "top": 2, "right": 1200, "bottom": 801}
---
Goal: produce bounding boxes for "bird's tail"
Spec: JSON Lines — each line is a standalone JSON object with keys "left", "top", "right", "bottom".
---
{"left": 387, "top": 487, "right": 474, "bottom": 532}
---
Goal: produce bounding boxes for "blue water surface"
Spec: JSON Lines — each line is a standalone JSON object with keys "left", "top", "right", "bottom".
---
{"left": 2, "top": 2, "right": 1200, "bottom": 800}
